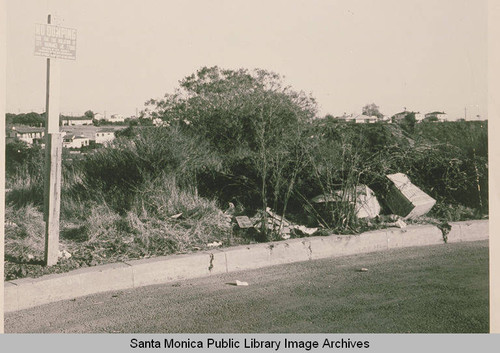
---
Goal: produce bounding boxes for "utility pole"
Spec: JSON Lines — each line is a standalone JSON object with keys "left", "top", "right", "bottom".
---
{"left": 43, "top": 13, "right": 63, "bottom": 266}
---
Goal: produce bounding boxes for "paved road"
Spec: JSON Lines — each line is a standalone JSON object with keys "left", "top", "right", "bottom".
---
{"left": 5, "top": 240, "right": 489, "bottom": 333}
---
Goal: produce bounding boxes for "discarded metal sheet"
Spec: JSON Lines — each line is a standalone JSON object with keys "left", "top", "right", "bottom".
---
{"left": 207, "top": 241, "right": 222, "bottom": 248}
{"left": 311, "top": 185, "right": 381, "bottom": 219}
{"left": 352, "top": 185, "right": 381, "bottom": 219}
{"left": 290, "top": 225, "right": 318, "bottom": 236}
{"left": 385, "top": 173, "right": 436, "bottom": 219}
{"left": 266, "top": 207, "right": 291, "bottom": 226}
{"left": 235, "top": 216, "right": 253, "bottom": 229}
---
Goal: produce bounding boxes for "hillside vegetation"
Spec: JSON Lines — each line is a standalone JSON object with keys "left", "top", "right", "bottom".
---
{"left": 4, "top": 67, "right": 488, "bottom": 280}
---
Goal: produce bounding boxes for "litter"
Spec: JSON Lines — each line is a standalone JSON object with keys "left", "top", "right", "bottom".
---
{"left": 207, "top": 241, "right": 222, "bottom": 248}
{"left": 227, "top": 280, "right": 249, "bottom": 286}
{"left": 235, "top": 216, "right": 253, "bottom": 229}
{"left": 170, "top": 213, "right": 182, "bottom": 219}
{"left": 395, "top": 219, "right": 407, "bottom": 229}
{"left": 312, "top": 185, "right": 381, "bottom": 219}
{"left": 385, "top": 173, "right": 436, "bottom": 219}
{"left": 58, "top": 250, "right": 72, "bottom": 259}
{"left": 359, "top": 268, "right": 368, "bottom": 272}
{"left": 247, "top": 208, "right": 319, "bottom": 239}
{"left": 291, "top": 225, "right": 318, "bottom": 236}
{"left": 266, "top": 207, "right": 291, "bottom": 227}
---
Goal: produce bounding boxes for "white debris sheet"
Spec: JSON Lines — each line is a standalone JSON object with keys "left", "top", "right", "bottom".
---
{"left": 385, "top": 173, "right": 436, "bottom": 219}
{"left": 311, "top": 184, "right": 381, "bottom": 219}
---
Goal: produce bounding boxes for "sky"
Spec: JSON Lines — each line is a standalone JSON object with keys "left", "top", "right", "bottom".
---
{"left": 5, "top": 0, "right": 488, "bottom": 120}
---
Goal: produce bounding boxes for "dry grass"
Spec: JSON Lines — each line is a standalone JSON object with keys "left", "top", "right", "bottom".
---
{"left": 4, "top": 204, "right": 45, "bottom": 263}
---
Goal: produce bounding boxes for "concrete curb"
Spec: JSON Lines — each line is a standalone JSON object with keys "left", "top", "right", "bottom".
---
{"left": 4, "top": 220, "right": 489, "bottom": 313}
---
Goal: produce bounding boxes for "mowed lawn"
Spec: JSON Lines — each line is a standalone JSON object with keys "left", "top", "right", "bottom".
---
{"left": 5, "top": 240, "right": 489, "bottom": 333}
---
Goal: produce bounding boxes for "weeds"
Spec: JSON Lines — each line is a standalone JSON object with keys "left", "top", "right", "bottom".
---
{"left": 3, "top": 118, "right": 488, "bottom": 280}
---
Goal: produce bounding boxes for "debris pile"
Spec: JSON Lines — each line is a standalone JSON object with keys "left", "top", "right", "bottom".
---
{"left": 234, "top": 208, "right": 318, "bottom": 240}
{"left": 230, "top": 173, "right": 433, "bottom": 241}
{"left": 58, "top": 249, "right": 72, "bottom": 259}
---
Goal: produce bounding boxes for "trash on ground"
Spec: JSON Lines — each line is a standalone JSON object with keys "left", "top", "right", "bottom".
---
{"left": 245, "top": 208, "right": 319, "bottom": 240}
{"left": 235, "top": 215, "right": 253, "bottom": 229}
{"left": 266, "top": 207, "right": 291, "bottom": 227}
{"left": 227, "top": 280, "right": 249, "bottom": 286}
{"left": 170, "top": 213, "right": 182, "bottom": 219}
{"left": 207, "top": 241, "right": 223, "bottom": 248}
{"left": 5, "top": 221, "right": 18, "bottom": 228}
{"left": 290, "top": 225, "right": 318, "bottom": 236}
{"left": 385, "top": 173, "right": 436, "bottom": 219}
{"left": 359, "top": 268, "right": 369, "bottom": 272}
{"left": 281, "top": 232, "right": 291, "bottom": 240}
{"left": 58, "top": 249, "right": 72, "bottom": 259}
{"left": 395, "top": 219, "right": 407, "bottom": 229}
{"left": 311, "top": 185, "right": 381, "bottom": 219}
{"left": 224, "top": 202, "right": 235, "bottom": 215}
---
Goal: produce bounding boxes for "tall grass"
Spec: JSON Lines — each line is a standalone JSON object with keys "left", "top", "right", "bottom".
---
{"left": 3, "top": 120, "right": 488, "bottom": 279}
{"left": 4, "top": 204, "right": 45, "bottom": 262}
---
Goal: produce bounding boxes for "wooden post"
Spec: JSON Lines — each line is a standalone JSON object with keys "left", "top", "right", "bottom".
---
{"left": 0, "top": 0, "right": 7, "bottom": 334}
{"left": 43, "top": 13, "right": 63, "bottom": 266}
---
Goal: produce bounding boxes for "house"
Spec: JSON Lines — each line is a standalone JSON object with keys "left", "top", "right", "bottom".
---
{"left": 334, "top": 113, "right": 356, "bottom": 123}
{"left": 95, "top": 128, "right": 116, "bottom": 144}
{"left": 392, "top": 110, "right": 423, "bottom": 123}
{"left": 9, "top": 126, "right": 45, "bottom": 144}
{"left": 106, "top": 114, "right": 125, "bottom": 123}
{"left": 391, "top": 111, "right": 409, "bottom": 122}
{"left": 425, "top": 111, "right": 447, "bottom": 122}
{"left": 93, "top": 113, "right": 104, "bottom": 120}
{"left": 63, "top": 134, "right": 90, "bottom": 148}
{"left": 62, "top": 117, "right": 93, "bottom": 126}
{"left": 425, "top": 111, "right": 447, "bottom": 121}
{"left": 414, "top": 112, "right": 425, "bottom": 122}
{"left": 354, "top": 114, "right": 378, "bottom": 124}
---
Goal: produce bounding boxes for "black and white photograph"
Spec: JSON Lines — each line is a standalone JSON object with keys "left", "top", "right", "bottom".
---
{"left": 0, "top": 0, "right": 497, "bottom": 344}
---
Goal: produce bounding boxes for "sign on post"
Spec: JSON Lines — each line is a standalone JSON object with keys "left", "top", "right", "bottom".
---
{"left": 35, "top": 23, "right": 77, "bottom": 60}
{"left": 36, "top": 15, "right": 76, "bottom": 266}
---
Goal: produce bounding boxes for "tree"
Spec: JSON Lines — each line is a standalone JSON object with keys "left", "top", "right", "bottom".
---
{"left": 362, "top": 103, "right": 383, "bottom": 119}
{"left": 424, "top": 115, "right": 439, "bottom": 122}
{"left": 146, "top": 66, "right": 317, "bottom": 239}
{"left": 146, "top": 66, "right": 316, "bottom": 150}
{"left": 84, "top": 110, "right": 95, "bottom": 119}
{"left": 9, "top": 112, "right": 45, "bottom": 127}
{"left": 400, "top": 112, "right": 416, "bottom": 133}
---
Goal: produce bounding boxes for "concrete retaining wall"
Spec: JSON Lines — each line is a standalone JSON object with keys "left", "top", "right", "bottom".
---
{"left": 4, "top": 220, "right": 489, "bottom": 313}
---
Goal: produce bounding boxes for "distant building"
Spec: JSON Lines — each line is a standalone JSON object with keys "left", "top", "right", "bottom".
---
{"left": 62, "top": 117, "right": 93, "bottom": 126}
{"left": 106, "top": 114, "right": 125, "bottom": 123}
{"left": 391, "top": 111, "right": 408, "bottom": 123}
{"left": 354, "top": 114, "right": 378, "bottom": 124}
{"left": 9, "top": 126, "right": 45, "bottom": 144}
{"left": 63, "top": 134, "right": 90, "bottom": 148}
{"left": 391, "top": 110, "right": 423, "bottom": 123}
{"left": 425, "top": 111, "right": 447, "bottom": 122}
{"left": 334, "top": 113, "right": 356, "bottom": 123}
{"left": 93, "top": 113, "right": 104, "bottom": 120}
{"left": 95, "top": 128, "right": 116, "bottom": 144}
{"left": 414, "top": 113, "right": 425, "bottom": 122}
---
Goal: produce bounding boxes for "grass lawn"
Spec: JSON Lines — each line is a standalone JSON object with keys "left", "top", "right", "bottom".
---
{"left": 5, "top": 240, "right": 489, "bottom": 333}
